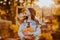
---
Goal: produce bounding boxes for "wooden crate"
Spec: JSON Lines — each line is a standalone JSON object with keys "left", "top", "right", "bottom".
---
{"left": 0, "top": 20, "right": 12, "bottom": 39}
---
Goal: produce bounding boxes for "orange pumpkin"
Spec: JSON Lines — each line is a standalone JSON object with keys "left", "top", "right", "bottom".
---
{"left": 23, "top": 27, "right": 34, "bottom": 32}
{"left": 23, "top": 27, "right": 34, "bottom": 36}
{"left": 23, "top": 27, "right": 35, "bottom": 40}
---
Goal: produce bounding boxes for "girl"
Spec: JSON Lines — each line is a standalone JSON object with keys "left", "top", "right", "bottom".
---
{"left": 18, "top": 8, "right": 41, "bottom": 40}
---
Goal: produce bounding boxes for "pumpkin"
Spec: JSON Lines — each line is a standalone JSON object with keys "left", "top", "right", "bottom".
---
{"left": 22, "top": 27, "right": 34, "bottom": 36}
{"left": 23, "top": 27, "right": 35, "bottom": 40}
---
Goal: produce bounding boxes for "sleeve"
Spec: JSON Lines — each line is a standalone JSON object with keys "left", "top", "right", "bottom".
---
{"left": 18, "top": 24, "right": 25, "bottom": 38}
{"left": 33, "top": 27, "right": 41, "bottom": 36}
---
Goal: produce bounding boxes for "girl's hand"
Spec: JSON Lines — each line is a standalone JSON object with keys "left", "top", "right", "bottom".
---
{"left": 23, "top": 32, "right": 33, "bottom": 36}
{"left": 24, "top": 36, "right": 34, "bottom": 40}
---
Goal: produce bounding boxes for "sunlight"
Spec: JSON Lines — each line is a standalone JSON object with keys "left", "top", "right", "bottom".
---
{"left": 34, "top": 0, "right": 55, "bottom": 8}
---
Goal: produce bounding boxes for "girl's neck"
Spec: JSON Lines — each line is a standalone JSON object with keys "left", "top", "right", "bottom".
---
{"left": 27, "top": 22, "right": 30, "bottom": 28}
{"left": 27, "top": 15, "right": 31, "bottom": 22}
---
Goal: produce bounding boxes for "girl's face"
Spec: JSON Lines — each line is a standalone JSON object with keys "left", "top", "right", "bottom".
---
{"left": 19, "top": 12, "right": 31, "bottom": 21}
{"left": 19, "top": 13, "right": 27, "bottom": 20}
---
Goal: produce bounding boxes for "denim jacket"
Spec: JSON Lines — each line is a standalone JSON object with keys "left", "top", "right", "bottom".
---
{"left": 18, "top": 20, "right": 41, "bottom": 40}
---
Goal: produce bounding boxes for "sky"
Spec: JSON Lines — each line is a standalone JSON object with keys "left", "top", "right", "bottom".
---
{"left": 34, "top": 0, "right": 55, "bottom": 7}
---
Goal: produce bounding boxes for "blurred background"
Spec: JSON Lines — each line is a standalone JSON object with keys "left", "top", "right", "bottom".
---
{"left": 0, "top": 0, "right": 60, "bottom": 40}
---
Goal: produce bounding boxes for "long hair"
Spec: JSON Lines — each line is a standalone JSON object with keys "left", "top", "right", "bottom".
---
{"left": 19, "top": 8, "right": 39, "bottom": 24}
{"left": 28, "top": 8, "right": 36, "bottom": 20}
{"left": 28, "top": 8, "right": 39, "bottom": 25}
